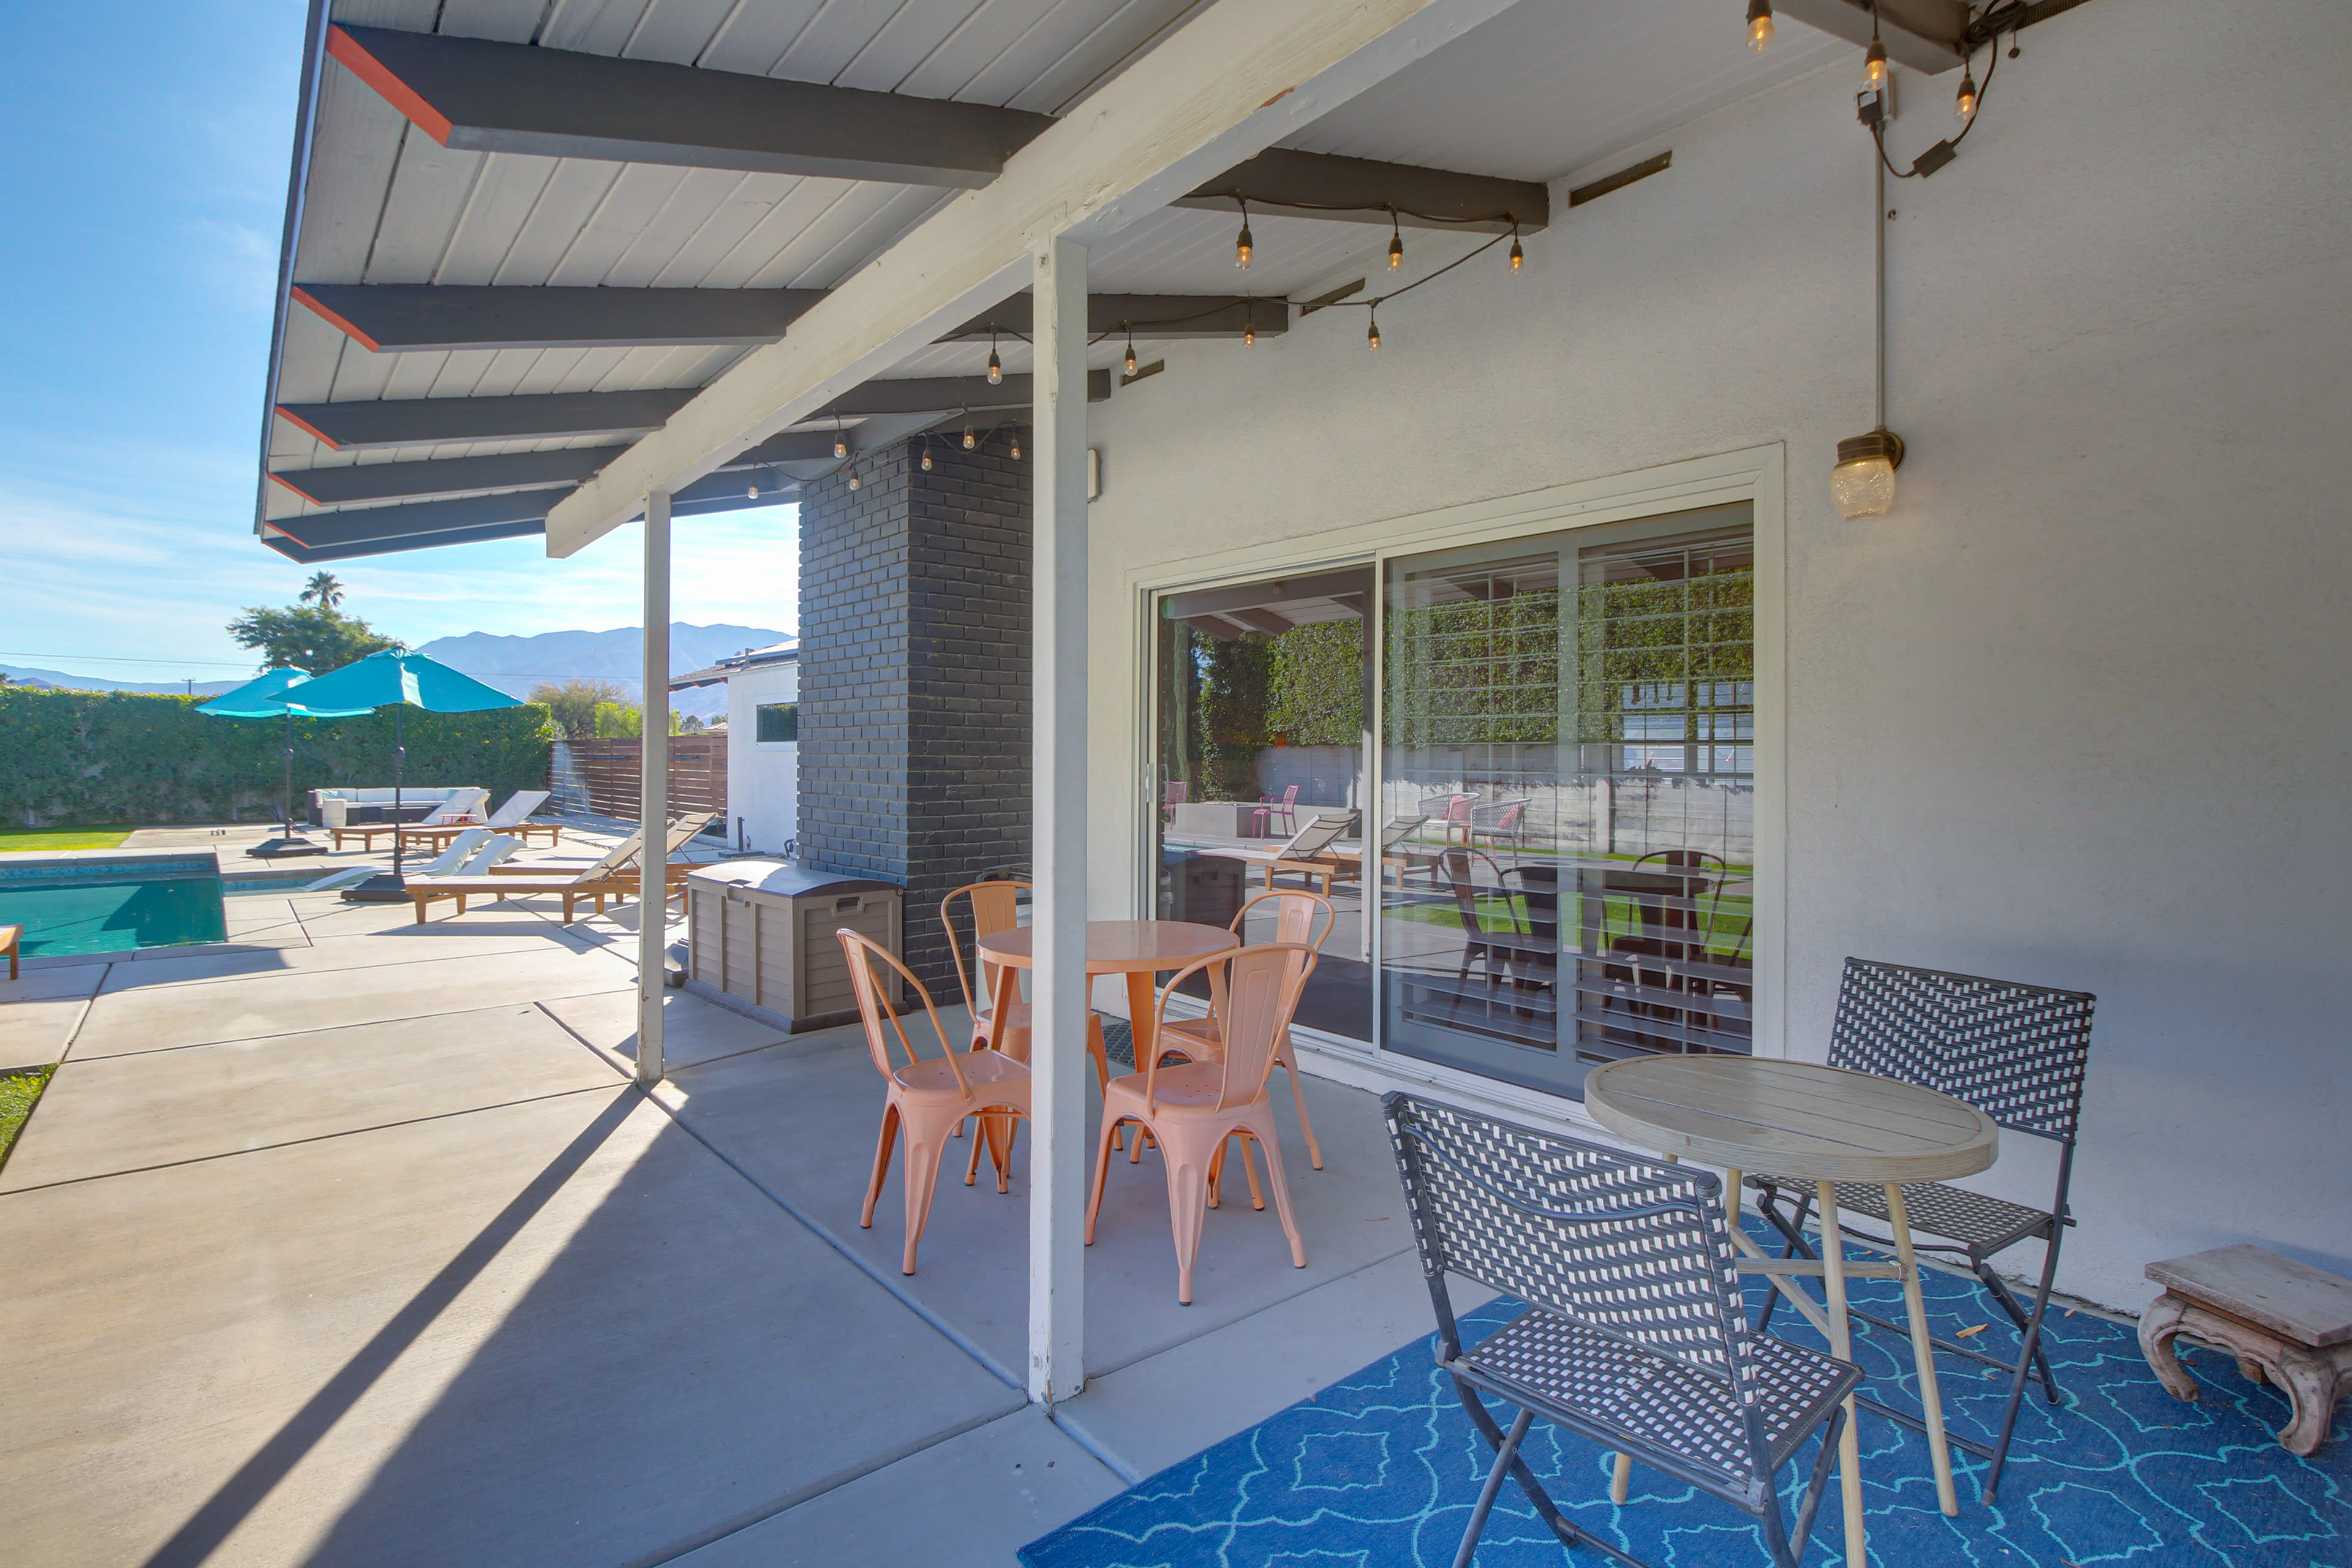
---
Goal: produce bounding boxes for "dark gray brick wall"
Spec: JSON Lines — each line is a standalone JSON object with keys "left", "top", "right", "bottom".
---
{"left": 799, "top": 429, "right": 1033, "bottom": 992}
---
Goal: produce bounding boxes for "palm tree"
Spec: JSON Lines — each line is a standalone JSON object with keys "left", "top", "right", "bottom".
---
{"left": 300, "top": 571, "right": 347, "bottom": 612}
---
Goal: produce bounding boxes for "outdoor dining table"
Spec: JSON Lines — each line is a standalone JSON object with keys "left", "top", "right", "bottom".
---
{"left": 974, "top": 919, "right": 1238, "bottom": 1068}
{"left": 1585, "top": 1054, "right": 1999, "bottom": 1567}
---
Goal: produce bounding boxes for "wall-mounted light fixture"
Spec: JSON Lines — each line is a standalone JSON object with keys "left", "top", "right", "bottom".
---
{"left": 1832, "top": 431, "right": 1904, "bottom": 518}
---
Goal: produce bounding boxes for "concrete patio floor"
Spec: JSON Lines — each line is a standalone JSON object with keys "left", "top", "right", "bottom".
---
{"left": 0, "top": 829, "right": 1460, "bottom": 1566}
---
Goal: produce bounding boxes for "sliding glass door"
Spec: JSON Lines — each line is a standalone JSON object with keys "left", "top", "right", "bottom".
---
{"left": 1377, "top": 505, "right": 1755, "bottom": 1099}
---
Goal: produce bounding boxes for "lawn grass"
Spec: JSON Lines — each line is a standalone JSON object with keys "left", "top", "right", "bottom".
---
{"left": 0, "top": 827, "right": 132, "bottom": 851}
{"left": 0, "top": 1065, "right": 55, "bottom": 1174}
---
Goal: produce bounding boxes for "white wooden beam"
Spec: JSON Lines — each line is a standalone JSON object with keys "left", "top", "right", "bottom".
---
{"left": 1028, "top": 235, "right": 1089, "bottom": 1406}
{"left": 546, "top": 0, "right": 1526, "bottom": 558}
{"left": 638, "top": 492, "right": 670, "bottom": 1087}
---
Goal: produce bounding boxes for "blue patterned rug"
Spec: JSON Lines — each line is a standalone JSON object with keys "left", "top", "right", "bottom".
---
{"left": 1023, "top": 1227, "right": 2350, "bottom": 1567}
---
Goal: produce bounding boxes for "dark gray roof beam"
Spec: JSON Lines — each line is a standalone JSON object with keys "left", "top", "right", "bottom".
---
{"left": 268, "top": 447, "right": 617, "bottom": 505}
{"left": 328, "top": 24, "right": 1054, "bottom": 187}
{"left": 1175, "top": 148, "right": 1546, "bottom": 233}
{"left": 1774, "top": 0, "right": 1967, "bottom": 69}
{"left": 806, "top": 371, "right": 1111, "bottom": 420}
{"left": 292, "top": 284, "right": 825, "bottom": 352}
{"left": 267, "top": 472, "right": 794, "bottom": 553}
{"left": 329, "top": 25, "right": 1544, "bottom": 230}
{"left": 267, "top": 519, "right": 551, "bottom": 563}
{"left": 943, "top": 298, "right": 1284, "bottom": 341}
{"left": 275, "top": 389, "right": 694, "bottom": 450}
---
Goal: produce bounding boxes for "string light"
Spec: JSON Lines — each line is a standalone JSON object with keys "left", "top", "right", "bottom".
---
{"left": 1243, "top": 301, "right": 1255, "bottom": 348}
{"left": 1746, "top": 0, "right": 1774, "bottom": 51}
{"left": 1955, "top": 70, "right": 1978, "bottom": 122}
{"left": 962, "top": 420, "right": 976, "bottom": 451}
{"left": 832, "top": 414, "right": 848, "bottom": 460}
{"left": 1010, "top": 431, "right": 1022, "bottom": 459}
{"left": 747, "top": 481, "right": 760, "bottom": 500}
{"left": 1386, "top": 211, "right": 1404, "bottom": 272}
{"left": 1508, "top": 224, "right": 1524, "bottom": 272}
{"left": 1862, "top": 4, "right": 1888, "bottom": 92}
{"left": 1234, "top": 198, "right": 1252, "bottom": 270}
{"left": 1123, "top": 323, "right": 1137, "bottom": 377}
{"left": 1366, "top": 304, "right": 1381, "bottom": 351}
{"left": 986, "top": 326, "right": 1002, "bottom": 385}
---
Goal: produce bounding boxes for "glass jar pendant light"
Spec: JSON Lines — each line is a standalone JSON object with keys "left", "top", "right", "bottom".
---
{"left": 1831, "top": 431, "right": 1904, "bottom": 518}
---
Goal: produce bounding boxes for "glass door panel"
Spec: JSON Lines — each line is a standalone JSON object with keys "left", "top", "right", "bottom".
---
{"left": 1378, "top": 505, "right": 1754, "bottom": 1099}
{"left": 1151, "top": 569, "right": 1374, "bottom": 1043}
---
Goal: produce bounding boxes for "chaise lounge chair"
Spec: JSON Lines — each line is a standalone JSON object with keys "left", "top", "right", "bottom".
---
{"left": 407, "top": 812, "right": 716, "bottom": 923}
{"left": 401, "top": 789, "right": 560, "bottom": 852}
{"left": 304, "top": 826, "right": 496, "bottom": 892}
{"left": 331, "top": 788, "right": 488, "bottom": 851}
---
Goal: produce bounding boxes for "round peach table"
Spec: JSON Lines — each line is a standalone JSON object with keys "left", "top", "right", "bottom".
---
{"left": 974, "top": 920, "right": 1237, "bottom": 1069}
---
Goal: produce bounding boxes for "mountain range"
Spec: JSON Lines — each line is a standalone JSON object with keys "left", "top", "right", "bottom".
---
{"left": 3, "top": 624, "right": 790, "bottom": 718}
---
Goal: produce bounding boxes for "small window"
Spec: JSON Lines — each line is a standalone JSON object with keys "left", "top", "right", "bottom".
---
{"left": 756, "top": 703, "right": 798, "bottom": 743}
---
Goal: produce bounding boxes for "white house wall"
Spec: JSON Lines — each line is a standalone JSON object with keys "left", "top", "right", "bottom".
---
{"left": 1078, "top": 0, "right": 2352, "bottom": 1313}
{"left": 726, "top": 660, "right": 799, "bottom": 854}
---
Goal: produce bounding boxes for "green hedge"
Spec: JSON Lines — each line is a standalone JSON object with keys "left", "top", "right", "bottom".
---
{"left": 1, "top": 688, "right": 555, "bottom": 827}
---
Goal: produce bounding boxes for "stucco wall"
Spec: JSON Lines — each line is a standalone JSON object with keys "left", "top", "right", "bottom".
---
{"left": 1077, "top": 0, "right": 2352, "bottom": 1311}
{"left": 725, "top": 659, "right": 797, "bottom": 854}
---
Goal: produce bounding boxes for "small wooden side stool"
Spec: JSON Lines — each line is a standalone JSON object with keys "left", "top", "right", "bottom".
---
{"left": 2141, "top": 1243, "right": 2352, "bottom": 1455}
{"left": 1, "top": 923, "right": 20, "bottom": 980}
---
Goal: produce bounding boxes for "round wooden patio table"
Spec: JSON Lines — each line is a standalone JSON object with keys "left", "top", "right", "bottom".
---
{"left": 1585, "top": 1055, "right": 1999, "bottom": 1567}
{"left": 974, "top": 919, "right": 1237, "bottom": 1069}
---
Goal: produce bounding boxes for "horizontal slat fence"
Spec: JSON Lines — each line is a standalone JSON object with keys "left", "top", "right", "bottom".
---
{"left": 560, "top": 737, "right": 726, "bottom": 827}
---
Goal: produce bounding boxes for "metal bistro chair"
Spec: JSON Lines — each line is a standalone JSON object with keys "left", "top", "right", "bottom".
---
{"left": 1748, "top": 959, "right": 2097, "bottom": 1501}
{"left": 1384, "top": 1093, "right": 1860, "bottom": 1568}
{"left": 1159, "top": 887, "right": 1336, "bottom": 1175}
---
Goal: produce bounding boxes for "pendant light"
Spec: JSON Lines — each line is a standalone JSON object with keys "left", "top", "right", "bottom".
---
{"left": 1123, "top": 324, "right": 1137, "bottom": 377}
{"left": 1234, "top": 198, "right": 1253, "bottom": 270}
{"left": 1366, "top": 304, "right": 1382, "bottom": 352}
{"left": 1862, "top": 4, "right": 1889, "bottom": 92}
{"left": 1386, "top": 211, "right": 1404, "bottom": 272}
{"left": 986, "top": 326, "right": 1003, "bottom": 385}
{"left": 1508, "top": 224, "right": 1524, "bottom": 272}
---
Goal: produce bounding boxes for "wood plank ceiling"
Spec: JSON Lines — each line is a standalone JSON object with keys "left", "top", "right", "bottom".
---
{"left": 258, "top": 0, "right": 1853, "bottom": 560}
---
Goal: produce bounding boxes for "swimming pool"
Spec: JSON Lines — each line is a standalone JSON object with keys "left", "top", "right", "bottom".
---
{"left": 0, "top": 854, "right": 228, "bottom": 957}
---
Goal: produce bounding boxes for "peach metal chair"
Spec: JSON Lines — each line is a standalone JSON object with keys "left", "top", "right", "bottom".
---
{"left": 841, "top": 928, "right": 1031, "bottom": 1275}
{"left": 1158, "top": 888, "right": 1333, "bottom": 1172}
{"left": 1087, "top": 941, "right": 1316, "bottom": 1304}
{"left": 940, "top": 880, "right": 1114, "bottom": 1186}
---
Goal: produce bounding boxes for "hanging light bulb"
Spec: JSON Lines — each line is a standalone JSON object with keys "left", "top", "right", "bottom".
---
{"left": 986, "top": 328, "right": 1003, "bottom": 385}
{"left": 1746, "top": 0, "right": 1774, "bottom": 51}
{"left": 1831, "top": 430, "right": 1904, "bottom": 518}
{"left": 1508, "top": 226, "right": 1524, "bottom": 273}
{"left": 747, "top": 481, "right": 760, "bottom": 500}
{"left": 1010, "top": 432, "right": 1022, "bottom": 459}
{"left": 919, "top": 438, "right": 933, "bottom": 472}
{"left": 847, "top": 467, "right": 861, "bottom": 491}
{"left": 1123, "top": 325, "right": 1137, "bottom": 377}
{"left": 1243, "top": 309, "right": 1255, "bottom": 349}
{"left": 1954, "top": 70, "right": 1978, "bottom": 123}
{"left": 1387, "top": 213, "right": 1404, "bottom": 273}
{"left": 962, "top": 423, "right": 976, "bottom": 451}
{"left": 1863, "top": 36, "right": 1888, "bottom": 89}
{"left": 1234, "top": 198, "right": 1253, "bottom": 269}
{"left": 832, "top": 416, "right": 848, "bottom": 460}
{"left": 1366, "top": 306, "right": 1382, "bottom": 352}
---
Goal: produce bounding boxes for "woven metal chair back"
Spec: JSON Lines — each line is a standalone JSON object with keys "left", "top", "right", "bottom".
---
{"left": 1384, "top": 1093, "right": 1752, "bottom": 1389}
{"left": 1828, "top": 958, "right": 2095, "bottom": 1142}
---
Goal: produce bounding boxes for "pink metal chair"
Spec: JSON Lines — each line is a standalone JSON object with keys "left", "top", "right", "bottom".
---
{"left": 1087, "top": 941, "right": 1316, "bottom": 1303}
{"left": 1158, "top": 888, "right": 1333, "bottom": 1172}
{"left": 1162, "top": 779, "right": 1188, "bottom": 823}
{"left": 1250, "top": 784, "right": 1300, "bottom": 838}
{"left": 941, "top": 880, "right": 1114, "bottom": 1184}
{"left": 840, "top": 928, "right": 1030, "bottom": 1275}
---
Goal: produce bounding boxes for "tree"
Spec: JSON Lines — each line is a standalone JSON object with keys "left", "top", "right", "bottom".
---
{"left": 527, "top": 678, "right": 630, "bottom": 739}
{"left": 299, "top": 571, "right": 346, "bottom": 611}
{"left": 226, "top": 604, "right": 398, "bottom": 675}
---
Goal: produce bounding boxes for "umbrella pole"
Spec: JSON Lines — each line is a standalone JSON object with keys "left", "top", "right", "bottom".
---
{"left": 283, "top": 709, "right": 296, "bottom": 843}
{"left": 392, "top": 704, "right": 405, "bottom": 882}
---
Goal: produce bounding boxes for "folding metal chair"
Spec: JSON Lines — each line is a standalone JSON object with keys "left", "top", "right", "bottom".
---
{"left": 1749, "top": 958, "right": 2095, "bottom": 1501}
{"left": 1383, "top": 1093, "right": 1860, "bottom": 1568}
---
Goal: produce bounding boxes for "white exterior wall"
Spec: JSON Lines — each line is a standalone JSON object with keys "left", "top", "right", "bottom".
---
{"left": 725, "top": 660, "right": 799, "bottom": 854}
{"left": 1080, "top": 0, "right": 2352, "bottom": 1311}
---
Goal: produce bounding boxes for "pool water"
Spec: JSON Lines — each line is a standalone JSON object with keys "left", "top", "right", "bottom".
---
{"left": 0, "top": 859, "right": 228, "bottom": 957}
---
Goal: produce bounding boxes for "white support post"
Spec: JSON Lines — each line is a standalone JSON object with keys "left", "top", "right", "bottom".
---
{"left": 1028, "top": 234, "right": 1088, "bottom": 1405}
{"left": 638, "top": 491, "right": 671, "bottom": 1087}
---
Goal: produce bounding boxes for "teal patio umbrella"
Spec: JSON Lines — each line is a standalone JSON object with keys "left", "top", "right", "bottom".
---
{"left": 197, "top": 668, "right": 373, "bottom": 859}
{"left": 283, "top": 649, "right": 525, "bottom": 900}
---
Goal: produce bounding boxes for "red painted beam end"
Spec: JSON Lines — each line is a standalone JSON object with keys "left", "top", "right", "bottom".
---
{"left": 266, "top": 470, "right": 327, "bottom": 504}
{"left": 288, "top": 285, "right": 385, "bottom": 353}
{"left": 272, "top": 403, "right": 345, "bottom": 449}
{"left": 325, "top": 24, "right": 456, "bottom": 145}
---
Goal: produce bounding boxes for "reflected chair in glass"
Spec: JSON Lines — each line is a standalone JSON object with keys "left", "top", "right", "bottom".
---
{"left": 1088, "top": 943, "right": 1317, "bottom": 1304}
{"left": 1383, "top": 1093, "right": 1861, "bottom": 1568}
{"left": 1748, "top": 958, "right": 2097, "bottom": 1500}
{"left": 941, "top": 880, "right": 1113, "bottom": 1185}
{"left": 1158, "top": 888, "right": 1336, "bottom": 1175}
{"left": 1596, "top": 850, "right": 1734, "bottom": 1054}
{"left": 1251, "top": 784, "right": 1300, "bottom": 838}
{"left": 1444, "top": 847, "right": 1556, "bottom": 997}
{"left": 841, "top": 929, "right": 1032, "bottom": 1275}
{"left": 1464, "top": 797, "right": 1533, "bottom": 859}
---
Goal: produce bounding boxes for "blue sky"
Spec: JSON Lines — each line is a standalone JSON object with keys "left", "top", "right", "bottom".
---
{"left": 0, "top": 2, "right": 797, "bottom": 684}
